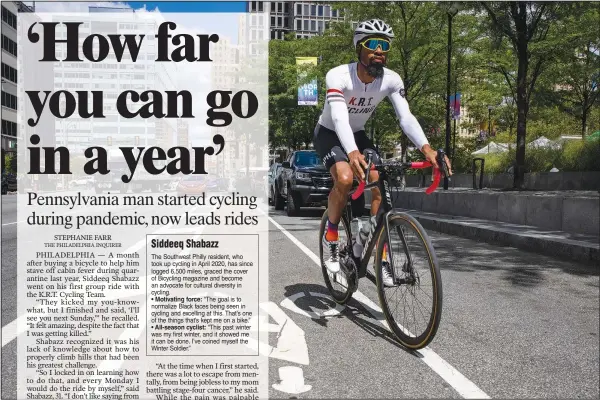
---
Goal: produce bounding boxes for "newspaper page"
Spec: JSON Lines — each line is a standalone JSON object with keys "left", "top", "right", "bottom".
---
{"left": 16, "top": 7, "right": 269, "bottom": 400}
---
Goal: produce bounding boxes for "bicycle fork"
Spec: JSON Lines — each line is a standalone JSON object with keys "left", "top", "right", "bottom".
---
{"left": 382, "top": 211, "right": 417, "bottom": 286}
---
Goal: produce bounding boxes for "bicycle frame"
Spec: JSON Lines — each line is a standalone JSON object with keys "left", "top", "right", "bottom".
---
{"left": 342, "top": 157, "right": 442, "bottom": 282}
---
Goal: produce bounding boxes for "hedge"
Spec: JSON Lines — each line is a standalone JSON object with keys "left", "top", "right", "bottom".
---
{"left": 480, "top": 138, "right": 600, "bottom": 173}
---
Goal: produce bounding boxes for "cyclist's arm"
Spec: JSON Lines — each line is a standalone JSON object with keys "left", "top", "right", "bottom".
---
{"left": 326, "top": 71, "right": 358, "bottom": 154}
{"left": 388, "top": 82, "right": 429, "bottom": 152}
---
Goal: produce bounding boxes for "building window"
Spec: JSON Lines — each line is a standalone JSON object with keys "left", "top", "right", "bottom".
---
{"left": 318, "top": 20, "right": 324, "bottom": 33}
{"left": 303, "top": 4, "right": 309, "bottom": 15}
{"left": 278, "top": 16, "right": 282, "bottom": 27}
{"left": 296, "top": 4, "right": 302, "bottom": 15}
{"left": 258, "top": 1, "right": 263, "bottom": 12}
{"left": 284, "top": 3, "right": 289, "bottom": 13}
{"left": 284, "top": 17, "right": 289, "bottom": 28}
{"left": 1, "top": 6, "right": 16, "bottom": 29}
{"left": 1, "top": 34, "right": 17, "bottom": 57}
{"left": 311, "top": 20, "right": 316, "bottom": 31}
{"left": 311, "top": 5, "right": 316, "bottom": 16}
{"left": 296, "top": 19, "right": 301, "bottom": 30}
{"left": 324, "top": 6, "right": 330, "bottom": 17}
{"left": 332, "top": 9, "right": 337, "bottom": 17}
{"left": 318, "top": 5, "right": 323, "bottom": 16}
{"left": 1, "top": 91, "right": 17, "bottom": 110}
{"left": 271, "top": 16, "right": 275, "bottom": 26}
{"left": 1, "top": 62, "right": 17, "bottom": 83}
{"left": 1, "top": 119, "right": 17, "bottom": 137}
{"left": 303, "top": 20, "right": 309, "bottom": 31}
{"left": 277, "top": 2, "right": 282, "bottom": 12}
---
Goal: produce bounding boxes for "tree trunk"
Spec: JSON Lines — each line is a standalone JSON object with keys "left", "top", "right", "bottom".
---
{"left": 514, "top": 41, "right": 529, "bottom": 189}
{"left": 582, "top": 94, "right": 588, "bottom": 138}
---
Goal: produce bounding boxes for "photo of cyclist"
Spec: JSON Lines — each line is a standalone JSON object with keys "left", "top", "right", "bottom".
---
{"left": 312, "top": 19, "right": 453, "bottom": 286}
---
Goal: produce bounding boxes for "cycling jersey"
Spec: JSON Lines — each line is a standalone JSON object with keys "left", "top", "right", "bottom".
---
{"left": 316, "top": 62, "right": 429, "bottom": 155}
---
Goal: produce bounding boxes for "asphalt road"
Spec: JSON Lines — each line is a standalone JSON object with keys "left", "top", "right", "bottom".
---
{"left": 2, "top": 193, "right": 599, "bottom": 399}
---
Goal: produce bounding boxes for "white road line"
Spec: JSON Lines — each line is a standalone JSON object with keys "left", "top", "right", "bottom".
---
{"left": 267, "top": 214, "right": 491, "bottom": 400}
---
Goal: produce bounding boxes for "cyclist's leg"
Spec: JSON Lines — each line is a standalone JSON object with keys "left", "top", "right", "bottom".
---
{"left": 354, "top": 132, "right": 394, "bottom": 286}
{"left": 354, "top": 131, "right": 382, "bottom": 217}
{"left": 313, "top": 124, "right": 352, "bottom": 273}
{"left": 314, "top": 124, "right": 353, "bottom": 225}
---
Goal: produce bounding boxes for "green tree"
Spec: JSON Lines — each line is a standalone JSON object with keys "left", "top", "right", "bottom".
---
{"left": 543, "top": 3, "right": 600, "bottom": 138}
{"left": 4, "top": 153, "right": 16, "bottom": 174}
{"left": 480, "top": 2, "right": 568, "bottom": 188}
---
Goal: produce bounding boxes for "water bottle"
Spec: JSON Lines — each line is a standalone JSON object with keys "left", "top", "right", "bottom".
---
{"left": 359, "top": 215, "right": 375, "bottom": 244}
{"left": 351, "top": 218, "right": 363, "bottom": 258}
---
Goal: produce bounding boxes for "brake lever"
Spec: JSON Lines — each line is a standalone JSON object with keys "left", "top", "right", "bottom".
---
{"left": 363, "top": 154, "right": 373, "bottom": 184}
{"left": 351, "top": 152, "right": 373, "bottom": 201}
{"left": 436, "top": 148, "right": 450, "bottom": 180}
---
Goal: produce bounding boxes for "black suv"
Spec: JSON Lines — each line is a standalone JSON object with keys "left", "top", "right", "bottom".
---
{"left": 275, "top": 150, "right": 333, "bottom": 216}
{"left": 2, "top": 173, "right": 17, "bottom": 194}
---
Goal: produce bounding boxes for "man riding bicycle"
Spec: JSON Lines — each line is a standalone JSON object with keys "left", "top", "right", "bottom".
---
{"left": 313, "top": 18, "right": 452, "bottom": 286}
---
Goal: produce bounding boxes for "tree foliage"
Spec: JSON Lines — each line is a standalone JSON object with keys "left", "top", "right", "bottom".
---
{"left": 267, "top": 1, "right": 600, "bottom": 178}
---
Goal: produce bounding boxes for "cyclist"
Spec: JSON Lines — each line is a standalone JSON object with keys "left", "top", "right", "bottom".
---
{"left": 313, "top": 18, "right": 452, "bottom": 286}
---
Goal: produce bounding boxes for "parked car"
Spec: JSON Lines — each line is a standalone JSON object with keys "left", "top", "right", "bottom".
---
{"left": 1, "top": 173, "right": 17, "bottom": 194}
{"left": 275, "top": 150, "right": 333, "bottom": 216}
{"left": 176, "top": 175, "right": 207, "bottom": 195}
{"left": 69, "top": 177, "right": 94, "bottom": 190}
{"left": 268, "top": 162, "right": 283, "bottom": 206}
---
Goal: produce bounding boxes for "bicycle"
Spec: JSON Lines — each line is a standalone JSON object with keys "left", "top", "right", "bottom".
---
{"left": 318, "top": 149, "right": 449, "bottom": 350}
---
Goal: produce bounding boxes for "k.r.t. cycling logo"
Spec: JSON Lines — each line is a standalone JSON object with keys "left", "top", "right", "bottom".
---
{"left": 348, "top": 96, "right": 376, "bottom": 114}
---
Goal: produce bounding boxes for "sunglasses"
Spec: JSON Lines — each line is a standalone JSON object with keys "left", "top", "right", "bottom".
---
{"left": 361, "top": 38, "right": 391, "bottom": 52}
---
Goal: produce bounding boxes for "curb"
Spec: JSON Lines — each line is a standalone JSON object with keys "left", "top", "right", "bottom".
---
{"left": 410, "top": 213, "right": 599, "bottom": 266}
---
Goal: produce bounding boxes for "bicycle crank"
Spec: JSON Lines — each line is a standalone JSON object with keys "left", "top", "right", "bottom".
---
{"left": 339, "top": 255, "right": 359, "bottom": 293}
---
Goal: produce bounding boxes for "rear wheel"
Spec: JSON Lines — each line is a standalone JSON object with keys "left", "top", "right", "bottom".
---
{"left": 374, "top": 212, "right": 442, "bottom": 349}
{"left": 319, "top": 209, "right": 355, "bottom": 304}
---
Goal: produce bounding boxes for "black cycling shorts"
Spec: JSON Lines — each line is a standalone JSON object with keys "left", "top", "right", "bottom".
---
{"left": 313, "top": 123, "right": 381, "bottom": 170}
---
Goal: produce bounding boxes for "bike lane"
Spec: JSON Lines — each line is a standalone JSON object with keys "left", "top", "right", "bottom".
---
{"left": 266, "top": 209, "right": 471, "bottom": 399}
{"left": 267, "top": 207, "right": 599, "bottom": 399}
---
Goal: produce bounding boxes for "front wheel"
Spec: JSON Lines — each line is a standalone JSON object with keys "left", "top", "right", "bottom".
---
{"left": 374, "top": 212, "right": 442, "bottom": 350}
{"left": 286, "top": 186, "right": 302, "bottom": 216}
{"left": 274, "top": 185, "right": 285, "bottom": 210}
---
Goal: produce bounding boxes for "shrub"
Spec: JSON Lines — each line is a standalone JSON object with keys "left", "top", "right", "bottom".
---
{"left": 478, "top": 138, "right": 600, "bottom": 173}
{"left": 559, "top": 138, "right": 600, "bottom": 171}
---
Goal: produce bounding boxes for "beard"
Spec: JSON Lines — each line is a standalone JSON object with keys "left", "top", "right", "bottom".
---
{"left": 365, "top": 59, "right": 384, "bottom": 78}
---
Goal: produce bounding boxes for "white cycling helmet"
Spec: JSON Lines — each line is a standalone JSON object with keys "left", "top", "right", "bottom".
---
{"left": 353, "top": 19, "right": 395, "bottom": 48}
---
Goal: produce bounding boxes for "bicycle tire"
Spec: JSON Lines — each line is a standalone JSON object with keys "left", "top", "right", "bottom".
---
{"left": 374, "top": 211, "right": 442, "bottom": 349}
{"left": 319, "top": 209, "right": 355, "bottom": 304}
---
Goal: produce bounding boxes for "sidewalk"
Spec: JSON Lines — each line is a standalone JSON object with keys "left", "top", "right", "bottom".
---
{"left": 397, "top": 208, "right": 599, "bottom": 265}
{"left": 365, "top": 188, "right": 599, "bottom": 266}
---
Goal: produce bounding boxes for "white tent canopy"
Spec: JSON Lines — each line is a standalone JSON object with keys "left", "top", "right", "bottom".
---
{"left": 527, "top": 136, "right": 561, "bottom": 149}
{"left": 472, "top": 142, "right": 509, "bottom": 155}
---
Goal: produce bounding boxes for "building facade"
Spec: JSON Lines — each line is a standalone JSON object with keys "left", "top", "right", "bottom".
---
{"left": 247, "top": 1, "right": 345, "bottom": 40}
{"left": 49, "top": 7, "right": 178, "bottom": 152}
{"left": 1, "top": 1, "right": 34, "bottom": 170}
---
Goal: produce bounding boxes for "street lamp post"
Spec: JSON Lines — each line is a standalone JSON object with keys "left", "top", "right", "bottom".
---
{"left": 488, "top": 105, "right": 493, "bottom": 137}
{"left": 444, "top": 3, "right": 459, "bottom": 190}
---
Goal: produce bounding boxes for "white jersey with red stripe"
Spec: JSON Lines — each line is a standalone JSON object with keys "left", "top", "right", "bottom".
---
{"left": 316, "top": 62, "right": 429, "bottom": 155}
